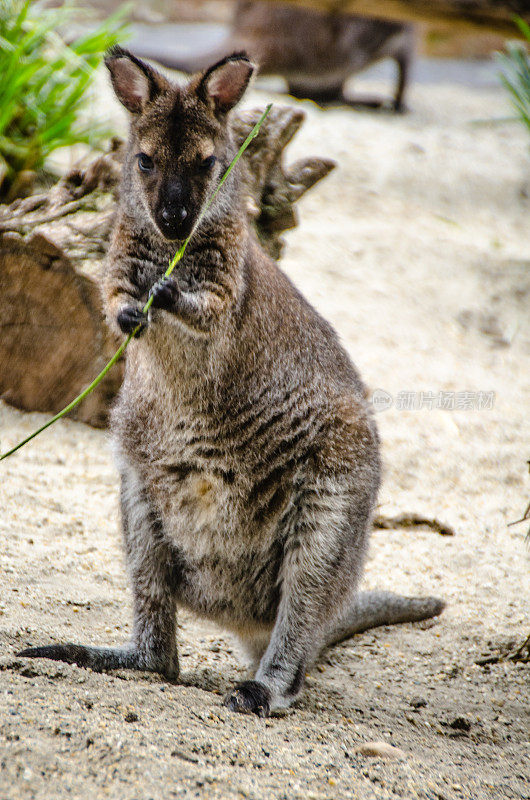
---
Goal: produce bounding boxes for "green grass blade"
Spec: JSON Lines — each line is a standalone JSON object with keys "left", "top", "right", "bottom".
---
{"left": 0, "top": 336, "right": 131, "bottom": 461}
{"left": 497, "top": 24, "right": 530, "bottom": 137}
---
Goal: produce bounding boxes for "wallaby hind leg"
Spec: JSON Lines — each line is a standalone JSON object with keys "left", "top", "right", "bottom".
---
{"left": 390, "top": 26, "right": 415, "bottom": 112}
{"left": 17, "top": 466, "right": 179, "bottom": 678}
{"left": 224, "top": 472, "right": 373, "bottom": 717}
{"left": 326, "top": 590, "right": 445, "bottom": 648}
{"left": 392, "top": 52, "right": 411, "bottom": 113}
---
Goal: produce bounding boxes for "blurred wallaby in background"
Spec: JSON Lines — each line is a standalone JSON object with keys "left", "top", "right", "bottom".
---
{"left": 135, "top": 1, "right": 415, "bottom": 111}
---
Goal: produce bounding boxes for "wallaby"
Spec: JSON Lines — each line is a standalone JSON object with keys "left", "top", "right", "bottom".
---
{"left": 133, "top": 1, "right": 415, "bottom": 112}
{"left": 17, "top": 48, "right": 443, "bottom": 717}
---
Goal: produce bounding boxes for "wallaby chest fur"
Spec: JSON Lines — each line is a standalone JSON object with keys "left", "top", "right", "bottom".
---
{"left": 17, "top": 49, "right": 443, "bottom": 717}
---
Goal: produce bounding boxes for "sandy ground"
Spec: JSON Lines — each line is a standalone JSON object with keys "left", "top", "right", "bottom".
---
{"left": 1, "top": 65, "right": 529, "bottom": 800}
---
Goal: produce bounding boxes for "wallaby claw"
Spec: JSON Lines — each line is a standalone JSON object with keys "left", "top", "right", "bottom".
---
{"left": 223, "top": 680, "right": 271, "bottom": 717}
{"left": 149, "top": 276, "right": 179, "bottom": 313}
{"left": 117, "top": 305, "right": 148, "bottom": 337}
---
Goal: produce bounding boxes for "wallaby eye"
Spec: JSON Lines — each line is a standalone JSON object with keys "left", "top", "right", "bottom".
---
{"left": 137, "top": 153, "right": 154, "bottom": 173}
{"left": 200, "top": 155, "right": 217, "bottom": 171}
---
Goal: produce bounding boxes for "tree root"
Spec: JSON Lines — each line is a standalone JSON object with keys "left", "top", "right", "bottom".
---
{"left": 373, "top": 512, "right": 456, "bottom": 536}
{"left": 476, "top": 633, "right": 530, "bottom": 666}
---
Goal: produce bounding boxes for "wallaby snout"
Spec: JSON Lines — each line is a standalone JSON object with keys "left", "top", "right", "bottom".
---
{"left": 157, "top": 177, "right": 192, "bottom": 240}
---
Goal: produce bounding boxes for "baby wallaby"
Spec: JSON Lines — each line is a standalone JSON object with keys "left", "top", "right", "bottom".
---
{"left": 18, "top": 48, "right": 443, "bottom": 717}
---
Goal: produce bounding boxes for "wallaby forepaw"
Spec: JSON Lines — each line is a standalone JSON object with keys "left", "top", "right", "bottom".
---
{"left": 117, "top": 305, "right": 148, "bottom": 337}
{"left": 149, "top": 276, "right": 179, "bottom": 312}
{"left": 223, "top": 680, "right": 271, "bottom": 717}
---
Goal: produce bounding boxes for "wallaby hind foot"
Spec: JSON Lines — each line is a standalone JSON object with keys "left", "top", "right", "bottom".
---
{"left": 17, "top": 642, "right": 179, "bottom": 680}
{"left": 16, "top": 643, "right": 178, "bottom": 679}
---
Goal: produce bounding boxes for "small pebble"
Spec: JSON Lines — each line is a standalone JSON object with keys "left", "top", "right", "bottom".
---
{"left": 124, "top": 711, "right": 138, "bottom": 723}
{"left": 355, "top": 741, "right": 406, "bottom": 760}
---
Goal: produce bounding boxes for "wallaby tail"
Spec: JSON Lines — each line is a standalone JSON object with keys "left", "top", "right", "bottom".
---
{"left": 327, "top": 591, "right": 445, "bottom": 647}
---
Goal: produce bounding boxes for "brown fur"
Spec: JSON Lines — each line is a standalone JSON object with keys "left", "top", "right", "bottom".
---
{"left": 17, "top": 50, "right": 443, "bottom": 716}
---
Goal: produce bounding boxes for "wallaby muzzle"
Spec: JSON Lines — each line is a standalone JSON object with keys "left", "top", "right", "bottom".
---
{"left": 155, "top": 178, "right": 194, "bottom": 240}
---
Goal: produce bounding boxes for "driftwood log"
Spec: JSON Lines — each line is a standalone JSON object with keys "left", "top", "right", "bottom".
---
{"left": 0, "top": 106, "right": 334, "bottom": 427}
{"left": 271, "top": 0, "right": 530, "bottom": 37}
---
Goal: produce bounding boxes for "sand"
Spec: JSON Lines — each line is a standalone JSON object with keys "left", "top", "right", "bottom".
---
{"left": 0, "top": 65, "right": 529, "bottom": 800}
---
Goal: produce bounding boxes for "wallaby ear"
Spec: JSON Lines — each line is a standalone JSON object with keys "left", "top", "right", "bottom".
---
{"left": 198, "top": 53, "right": 255, "bottom": 116}
{"left": 105, "top": 46, "right": 169, "bottom": 114}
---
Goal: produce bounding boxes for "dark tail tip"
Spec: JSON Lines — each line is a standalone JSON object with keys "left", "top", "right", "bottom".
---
{"left": 423, "top": 596, "right": 446, "bottom": 618}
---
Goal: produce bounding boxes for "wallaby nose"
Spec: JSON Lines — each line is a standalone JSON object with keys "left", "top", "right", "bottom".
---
{"left": 161, "top": 205, "right": 187, "bottom": 223}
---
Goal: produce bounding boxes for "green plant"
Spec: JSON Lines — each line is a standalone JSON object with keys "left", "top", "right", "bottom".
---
{"left": 0, "top": 0, "right": 128, "bottom": 201}
{"left": 498, "top": 17, "right": 530, "bottom": 135}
